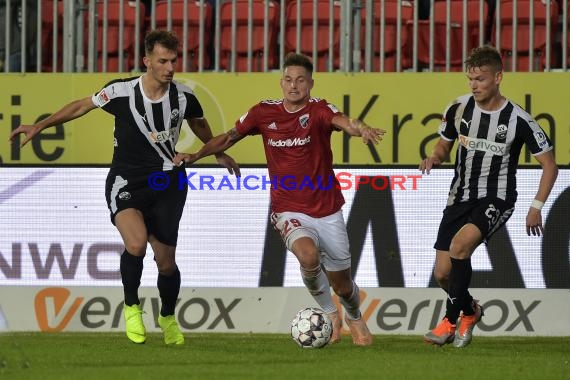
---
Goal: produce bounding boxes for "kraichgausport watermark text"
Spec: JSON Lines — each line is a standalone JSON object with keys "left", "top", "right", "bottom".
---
{"left": 147, "top": 171, "right": 423, "bottom": 191}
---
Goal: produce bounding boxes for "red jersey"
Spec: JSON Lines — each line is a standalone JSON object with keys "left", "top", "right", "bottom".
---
{"left": 235, "top": 98, "right": 345, "bottom": 217}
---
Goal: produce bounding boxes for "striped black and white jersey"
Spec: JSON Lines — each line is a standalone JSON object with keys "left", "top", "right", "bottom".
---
{"left": 92, "top": 76, "right": 203, "bottom": 173}
{"left": 439, "top": 94, "right": 553, "bottom": 206}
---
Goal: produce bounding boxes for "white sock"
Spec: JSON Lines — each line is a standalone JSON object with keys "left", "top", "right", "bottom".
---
{"left": 340, "top": 282, "right": 362, "bottom": 320}
{"left": 301, "top": 265, "right": 336, "bottom": 314}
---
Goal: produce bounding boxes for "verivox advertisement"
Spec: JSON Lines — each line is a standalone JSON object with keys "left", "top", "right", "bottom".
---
{"left": 1, "top": 286, "right": 569, "bottom": 336}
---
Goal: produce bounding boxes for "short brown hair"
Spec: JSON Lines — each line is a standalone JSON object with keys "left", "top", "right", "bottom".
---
{"left": 144, "top": 29, "right": 179, "bottom": 55}
{"left": 465, "top": 45, "right": 503, "bottom": 73}
{"left": 283, "top": 53, "right": 313, "bottom": 75}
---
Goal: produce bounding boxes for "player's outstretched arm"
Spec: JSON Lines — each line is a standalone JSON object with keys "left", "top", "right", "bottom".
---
{"left": 526, "top": 150, "right": 558, "bottom": 237}
{"left": 8, "top": 97, "right": 97, "bottom": 147}
{"left": 332, "top": 115, "right": 386, "bottom": 145}
{"left": 185, "top": 119, "right": 242, "bottom": 176}
{"left": 419, "top": 138, "right": 454, "bottom": 174}
{"left": 173, "top": 127, "right": 244, "bottom": 175}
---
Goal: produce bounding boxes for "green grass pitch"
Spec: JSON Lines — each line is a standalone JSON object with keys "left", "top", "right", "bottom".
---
{"left": 0, "top": 333, "right": 568, "bottom": 380}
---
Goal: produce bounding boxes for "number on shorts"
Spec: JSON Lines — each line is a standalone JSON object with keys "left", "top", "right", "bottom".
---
{"left": 281, "top": 218, "right": 302, "bottom": 238}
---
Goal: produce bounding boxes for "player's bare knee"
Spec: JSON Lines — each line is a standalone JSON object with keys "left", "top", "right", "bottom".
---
{"left": 125, "top": 242, "right": 147, "bottom": 257}
{"left": 296, "top": 249, "right": 320, "bottom": 270}
{"left": 449, "top": 239, "right": 471, "bottom": 259}
{"left": 433, "top": 266, "right": 448, "bottom": 281}
{"left": 433, "top": 270, "right": 449, "bottom": 289}
{"left": 157, "top": 262, "right": 177, "bottom": 276}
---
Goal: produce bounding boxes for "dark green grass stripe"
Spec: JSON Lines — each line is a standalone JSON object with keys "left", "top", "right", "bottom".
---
{"left": 0, "top": 333, "right": 568, "bottom": 380}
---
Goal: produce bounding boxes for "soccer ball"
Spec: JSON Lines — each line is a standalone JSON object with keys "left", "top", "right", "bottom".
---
{"left": 290, "top": 307, "right": 333, "bottom": 349}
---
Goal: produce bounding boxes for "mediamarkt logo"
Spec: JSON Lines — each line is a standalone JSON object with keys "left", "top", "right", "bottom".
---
{"left": 458, "top": 135, "right": 507, "bottom": 155}
{"left": 267, "top": 136, "right": 311, "bottom": 147}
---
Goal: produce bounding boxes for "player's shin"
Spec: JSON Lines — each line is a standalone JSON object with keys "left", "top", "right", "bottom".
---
{"left": 120, "top": 250, "right": 144, "bottom": 306}
{"left": 300, "top": 265, "right": 336, "bottom": 314}
{"left": 447, "top": 257, "right": 473, "bottom": 323}
{"left": 157, "top": 265, "right": 181, "bottom": 316}
{"left": 339, "top": 281, "right": 362, "bottom": 320}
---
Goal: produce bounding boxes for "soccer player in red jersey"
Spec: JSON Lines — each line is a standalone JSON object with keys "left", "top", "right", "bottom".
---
{"left": 175, "top": 53, "right": 385, "bottom": 345}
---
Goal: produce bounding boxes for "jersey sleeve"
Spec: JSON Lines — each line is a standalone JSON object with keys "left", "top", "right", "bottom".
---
{"left": 519, "top": 117, "right": 554, "bottom": 155}
{"left": 438, "top": 102, "right": 459, "bottom": 141}
{"left": 91, "top": 79, "right": 127, "bottom": 116}
{"left": 317, "top": 98, "right": 342, "bottom": 131}
{"left": 183, "top": 92, "right": 204, "bottom": 119}
{"left": 235, "top": 104, "right": 261, "bottom": 136}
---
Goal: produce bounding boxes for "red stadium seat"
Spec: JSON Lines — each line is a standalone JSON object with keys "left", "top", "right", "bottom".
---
{"left": 220, "top": 0, "right": 280, "bottom": 72}
{"left": 567, "top": 1, "right": 570, "bottom": 68}
{"left": 492, "top": 0, "right": 559, "bottom": 71}
{"left": 94, "top": 0, "right": 146, "bottom": 72}
{"left": 40, "top": 0, "right": 64, "bottom": 72}
{"left": 414, "top": 0, "right": 489, "bottom": 71}
{"left": 364, "top": 0, "right": 413, "bottom": 72}
{"left": 284, "top": 0, "right": 341, "bottom": 71}
{"left": 154, "top": 0, "right": 212, "bottom": 71}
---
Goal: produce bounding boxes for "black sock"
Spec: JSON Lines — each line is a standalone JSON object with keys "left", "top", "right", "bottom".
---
{"left": 120, "top": 250, "right": 144, "bottom": 306}
{"left": 446, "top": 257, "right": 474, "bottom": 324}
{"left": 158, "top": 266, "right": 181, "bottom": 317}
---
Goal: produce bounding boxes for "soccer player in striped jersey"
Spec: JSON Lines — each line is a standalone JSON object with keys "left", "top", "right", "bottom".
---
{"left": 175, "top": 53, "right": 385, "bottom": 346}
{"left": 420, "top": 45, "right": 558, "bottom": 347}
{"left": 9, "top": 30, "right": 240, "bottom": 345}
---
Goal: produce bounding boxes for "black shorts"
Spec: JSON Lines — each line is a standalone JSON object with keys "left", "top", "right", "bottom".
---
{"left": 105, "top": 168, "right": 188, "bottom": 246}
{"left": 434, "top": 197, "right": 515, "bottom": 251}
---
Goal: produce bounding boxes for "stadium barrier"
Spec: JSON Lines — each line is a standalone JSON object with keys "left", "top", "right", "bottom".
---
{"left": 1, "top": 286, "right": 569, "bottom": 335}
{"left": 1, "top": 72, "right": 569, "bottom": 165}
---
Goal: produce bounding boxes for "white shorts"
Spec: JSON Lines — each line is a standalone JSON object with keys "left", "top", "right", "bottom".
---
{"left": 270, "top": 210, "right": 351, "bottom": 272}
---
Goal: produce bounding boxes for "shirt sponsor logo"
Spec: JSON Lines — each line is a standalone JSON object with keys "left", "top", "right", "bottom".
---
{"left": 149, "top": 129, "right": 175, "bottom": 143}
{"left": 267, "top": 136, "right": 311, "bottom": 147}
{"left": 458, "top": 135, "right": 507, "bottom": 155}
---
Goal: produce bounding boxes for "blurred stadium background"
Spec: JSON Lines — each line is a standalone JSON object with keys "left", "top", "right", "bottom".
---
{"left": 1, "top": 0, "right": 569, "bottom": 73}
